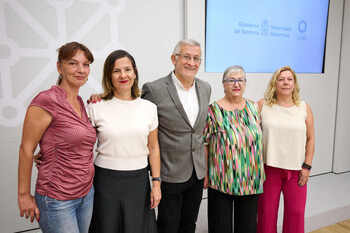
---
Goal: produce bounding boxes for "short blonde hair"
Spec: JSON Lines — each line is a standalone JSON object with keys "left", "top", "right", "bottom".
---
{"left": 264, "top": 66, "right": 301, "bottom": 106}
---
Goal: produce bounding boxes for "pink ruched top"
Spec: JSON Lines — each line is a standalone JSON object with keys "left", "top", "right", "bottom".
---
{"left": 30, "top": 85, "right": 96, "bottom": 200}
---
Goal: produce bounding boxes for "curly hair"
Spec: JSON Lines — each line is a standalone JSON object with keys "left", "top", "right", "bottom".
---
{"left": 264, "top": 66, "right": 301, "bottom": 106}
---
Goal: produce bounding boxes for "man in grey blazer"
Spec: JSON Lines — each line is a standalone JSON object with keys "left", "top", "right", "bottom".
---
{"left": 142, "top": 39, "right": 211, "bottom": 233}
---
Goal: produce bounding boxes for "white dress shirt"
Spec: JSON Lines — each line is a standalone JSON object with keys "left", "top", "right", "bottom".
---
{"left": 172, "top": 72, "right": 199, "bottom": 127}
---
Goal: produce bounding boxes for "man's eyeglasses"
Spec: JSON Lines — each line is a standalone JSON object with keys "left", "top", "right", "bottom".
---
{"left": 223, "top": 78, "right": 246, "bottom": 84}
{"left": 176, "top": 54, "right": 201, "bottom": 63}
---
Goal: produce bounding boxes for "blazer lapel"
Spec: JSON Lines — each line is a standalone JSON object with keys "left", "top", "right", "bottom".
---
{"left": 193, "top": 79, "right": 204, "bottom": 129}
{"left": 166, "top": 75, "right": 192, "bottom": 127}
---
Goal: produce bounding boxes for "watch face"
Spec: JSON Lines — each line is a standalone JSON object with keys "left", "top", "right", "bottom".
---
{"left": 302, "top": 163, "right": 312, "bottom": 170}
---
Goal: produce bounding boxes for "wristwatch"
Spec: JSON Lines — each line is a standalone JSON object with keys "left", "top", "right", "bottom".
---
{"left": 302, "top": 162, "right": 312, "bottom": 170}
{"left": 152, "top": 177, "right": 161, "bottom": 182}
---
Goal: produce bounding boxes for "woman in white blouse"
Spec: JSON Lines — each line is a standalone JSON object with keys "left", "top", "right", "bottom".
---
{"left": 257, "top": 66, "right": 315, "bottom": 233}
{"left": 88, "top": 50, "right": 161, "bottom": 233}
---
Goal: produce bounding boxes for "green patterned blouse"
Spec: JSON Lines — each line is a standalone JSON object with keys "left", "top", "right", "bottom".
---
{"left": 203, "top": 100, "right": 265, "bottom": 196}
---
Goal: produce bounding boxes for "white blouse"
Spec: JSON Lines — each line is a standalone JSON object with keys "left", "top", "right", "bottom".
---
{"left": 88, "top": 97, "right": 158, "bottom": 171}
{"left": 261, "top": 101, "right": 307, "bottom": 170}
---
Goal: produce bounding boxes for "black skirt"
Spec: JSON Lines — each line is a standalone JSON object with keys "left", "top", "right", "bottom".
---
{"left": 89, "top": 165, "right": 157, "bottom": 233}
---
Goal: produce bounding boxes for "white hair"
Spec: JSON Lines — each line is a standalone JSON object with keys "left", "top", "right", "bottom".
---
{"left": 172, "top": 39, "right": 201, "bottom": 55}
{"left": 222, "top": 65, "right": 246, "bottom": 82}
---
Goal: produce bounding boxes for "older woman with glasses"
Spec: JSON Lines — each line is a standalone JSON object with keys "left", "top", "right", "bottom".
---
{"left": 203, "top": 65, "right": 265, "bottom": 233}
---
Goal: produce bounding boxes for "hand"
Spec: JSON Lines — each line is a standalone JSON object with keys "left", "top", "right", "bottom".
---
{"left": 87, "top": 94, "right": 102, "bottom": 104}
{"left": 150, "top": 184, "right": 161, "bottom": 209}
{"left": 18, "top": 193, "right": 40, "bottom": 223}
{"left": 204, "top": 174, "right": 209, "bottom": 189}
{"left": 298, "top": 168, "right": 310, "bottom": 186}
{"left": 33, "top": 152, "right": 42, "bottom": 168}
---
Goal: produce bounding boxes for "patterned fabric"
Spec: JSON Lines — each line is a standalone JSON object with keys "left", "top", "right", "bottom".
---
{"left": 203, "top": 100, "right": 265, "bottom": 195}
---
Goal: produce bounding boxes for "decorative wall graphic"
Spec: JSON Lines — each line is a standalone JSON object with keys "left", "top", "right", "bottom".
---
{"left": 0, "top": 0, "right": 125, "bottom": 127}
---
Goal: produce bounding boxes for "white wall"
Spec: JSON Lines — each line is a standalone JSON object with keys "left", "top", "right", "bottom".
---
{"left": 186, "top": 0, "right": 344, "bottom": 176}
{"left": 0, "top": 1, "right": 183, "bottom": 232}
{"left": 333, "top": 0, "right": 350, "bottom": 173}
{"left": 0, "top": 0, "right": 349, "bottom": 232}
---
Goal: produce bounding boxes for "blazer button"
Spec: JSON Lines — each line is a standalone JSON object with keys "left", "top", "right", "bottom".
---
{"left": 192, "top": 148, "right": 195, "bottom": 152}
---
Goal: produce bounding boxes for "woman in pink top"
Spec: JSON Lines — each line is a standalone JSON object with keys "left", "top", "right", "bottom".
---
{"left": 17, "top": 42, "right": 97, "bottom": 233}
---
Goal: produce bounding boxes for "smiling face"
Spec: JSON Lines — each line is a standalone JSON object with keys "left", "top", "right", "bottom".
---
{"left": 171, "top": 44, "right": 201, "bottom": 81}
{"left": 111, "top": 56, "right": 136, "bottom": 96}
{"left": 223, "top": 71, "right": 246, "bottom": 98}
{"left": 275, "top": 70, "right": 295, "bottom": 97}
{"left": 57, "top": 49, "right": 91, "bottom": 88}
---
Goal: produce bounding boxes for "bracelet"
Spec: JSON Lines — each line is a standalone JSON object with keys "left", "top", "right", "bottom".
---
{"left": 302, "top": 162, "right": 312, "bottom": 170}
{"left": 152, "top": 177, "right": 161, "bottom": 182}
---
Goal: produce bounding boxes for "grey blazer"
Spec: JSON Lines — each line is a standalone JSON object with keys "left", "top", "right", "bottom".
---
{"left": 142, "top": 73, "right": 211, "bottom": 183}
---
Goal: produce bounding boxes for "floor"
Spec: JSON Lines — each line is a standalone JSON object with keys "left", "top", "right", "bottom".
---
{"left": 24, "top": 220, "right": 350, "bottom": 233}
{"left": 311, "top": 219, "right": 350, "bottom": 233}
{"left": 14, "top": 173, "right": 350, "bottom": 233}
{"left": 195, "top": 172, "right": 350, "bottom": 233}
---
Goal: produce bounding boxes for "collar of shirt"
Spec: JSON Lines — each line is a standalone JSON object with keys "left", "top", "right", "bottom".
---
{"left": 171, "top": 72, "right": 199, "bottom": 127}
{"left": 171, "top": 72, "right": 196, "bottom": 91}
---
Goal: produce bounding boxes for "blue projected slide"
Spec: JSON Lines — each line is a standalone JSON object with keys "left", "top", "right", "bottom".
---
{"left": 205, "top": 0, "right": 329, "bottom": 73}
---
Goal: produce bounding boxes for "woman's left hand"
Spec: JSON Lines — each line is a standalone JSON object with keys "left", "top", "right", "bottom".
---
{"left": 298, "top": 168, "right": 310, "bottom": 186}
{"left": 150, "top": 184, "right": 161, "bottom": 209}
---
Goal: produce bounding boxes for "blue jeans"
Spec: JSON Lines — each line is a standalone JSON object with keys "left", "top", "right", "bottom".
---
{"left": 35, "top": 187, "right": 94, "bottom": 233}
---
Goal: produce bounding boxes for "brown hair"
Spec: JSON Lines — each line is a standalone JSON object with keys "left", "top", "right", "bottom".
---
{"left": 56, "top": 42, "right": 94, "bottom": 84}
{"left": 101, "top": 50, "right": 140, "bottom": 100}
{"left": 264, "top": 66, "right": 301, "bottom": 106}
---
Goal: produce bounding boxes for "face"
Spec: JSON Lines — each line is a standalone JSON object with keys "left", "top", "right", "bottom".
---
{"left": 275, "top": 70, "right": 295, "bottom": 97}
{"left": 57, "top": 50, "right": 91, "bottom": 88}
{"left": 171, "top": 44, "right": 201, "bottom": 81}
{"left": 223, "top": 72, "right": 246, "bottom": 98}
{"left": 111, "top": 57, "right": 136, "bottom": 95}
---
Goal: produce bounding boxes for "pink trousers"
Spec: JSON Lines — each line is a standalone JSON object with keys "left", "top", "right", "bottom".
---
{"left": 257, "top": 165, "right": 307, "bottom": 233}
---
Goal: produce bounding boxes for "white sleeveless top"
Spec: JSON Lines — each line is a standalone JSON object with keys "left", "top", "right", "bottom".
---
{"left": 261, "top": 101, "right": 307, "bottom": 170}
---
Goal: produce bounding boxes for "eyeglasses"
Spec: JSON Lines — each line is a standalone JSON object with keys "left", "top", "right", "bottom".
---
{"left": 176, "top": 54, "right": 201, "bottom": 63}
{"left": 223, "top": 78, "right": 246, "bottom": 84}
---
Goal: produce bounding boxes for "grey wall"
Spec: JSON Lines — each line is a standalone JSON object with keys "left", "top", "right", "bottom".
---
{"left": 0, "top": 0, "right": 349, "bottom": 232}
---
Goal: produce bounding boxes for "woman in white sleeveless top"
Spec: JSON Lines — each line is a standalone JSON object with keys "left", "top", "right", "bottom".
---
{"left": 257, "top": 66, "right": 315, "bottom": 233}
